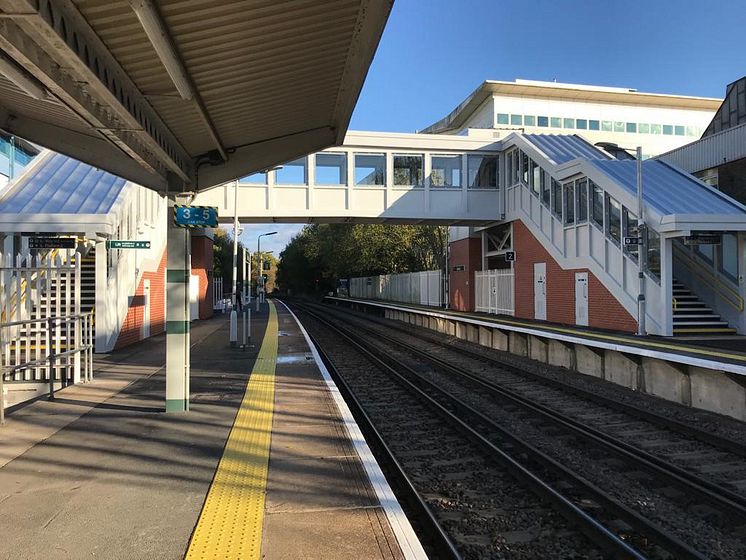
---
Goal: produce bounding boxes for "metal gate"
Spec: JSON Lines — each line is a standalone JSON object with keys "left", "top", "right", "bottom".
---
{"left": 475, "top": 269, "right": 514, "bottom": 315}
{"left": 0, "top": 250, "right": 94, "bottom": 420}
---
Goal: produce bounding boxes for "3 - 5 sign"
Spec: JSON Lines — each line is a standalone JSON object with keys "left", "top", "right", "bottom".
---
{"left": 174, "top": 205, "right": 218, "bottom": 228}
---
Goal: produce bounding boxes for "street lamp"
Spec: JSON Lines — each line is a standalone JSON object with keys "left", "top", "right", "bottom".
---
{"left": 229, "top": 179, "right": 241, "bottom": 346}
{"left": 256, "top": 231, "right": 277, "bottom": 310}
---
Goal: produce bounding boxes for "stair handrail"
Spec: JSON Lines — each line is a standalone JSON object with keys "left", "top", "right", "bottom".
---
{"left": 672, "top": 244, "right": 743, "bottom": 312}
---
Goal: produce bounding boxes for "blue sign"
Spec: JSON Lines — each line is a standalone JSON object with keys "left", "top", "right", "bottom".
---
{"left": 173, "top": 205, "right": 218, "bottom": 228}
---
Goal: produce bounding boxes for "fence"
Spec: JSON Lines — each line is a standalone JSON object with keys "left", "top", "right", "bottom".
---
{"left": 0, "top": 250, "right": 94, "bottom": 422}
{"left": 349, "top": 270, "right": 444, "bottom": 307}
{"left": 213, "top": 276, "right": 226, "bottom": 311}
{"left": 475, "top": 269, "right": 515, "bottom": 315}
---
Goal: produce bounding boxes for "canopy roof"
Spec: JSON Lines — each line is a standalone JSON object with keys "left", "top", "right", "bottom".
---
{"left": 0, "top": 0, "right": 392, "bottom": 192}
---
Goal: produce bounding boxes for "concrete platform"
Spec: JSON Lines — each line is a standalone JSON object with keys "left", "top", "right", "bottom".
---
{"left": 0, "top": 302, "right": 422, "bottom": 559}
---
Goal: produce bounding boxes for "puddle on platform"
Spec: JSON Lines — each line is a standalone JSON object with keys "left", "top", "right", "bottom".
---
{"left": 276, "top": 353, "right": 314, "bottom": 364}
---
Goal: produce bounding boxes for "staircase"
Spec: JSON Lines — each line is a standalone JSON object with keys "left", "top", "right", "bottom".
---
{"left": 672, "top": 279, "right": 737, "bottom": 335}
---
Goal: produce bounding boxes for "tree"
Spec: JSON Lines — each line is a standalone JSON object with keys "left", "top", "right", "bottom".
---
{"left": 276, "top": 224, "right": 448, "bottom": 295}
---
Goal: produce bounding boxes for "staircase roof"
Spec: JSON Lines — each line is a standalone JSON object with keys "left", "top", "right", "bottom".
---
{"left": 522, "top": 134, "right": 611, "bottom": 165}
{"left": 0, "top": 151, "right": 126, "bottom": 215}
{"left": 588, "top": 159, "right": 746, "bottom": 217}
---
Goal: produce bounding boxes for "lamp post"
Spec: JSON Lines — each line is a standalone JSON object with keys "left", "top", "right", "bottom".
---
{"left": 229, "top": 179, "right": 241, "bottom": 346}
{"left": 256, "top": 231, "right": 277, "bottom": 311}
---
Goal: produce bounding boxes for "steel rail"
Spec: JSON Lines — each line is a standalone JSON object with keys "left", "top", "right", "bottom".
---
{"left": 326, "top": 301, "right": 746, "bottom": 458}
{"left": 297, "top": 304, "right": 669, "bottom": 560}
{"left": 306, "top": 329, "right": 461, "bottom": 560}
{"left": 329, "top": 307, "right": 746, "bottom": 520}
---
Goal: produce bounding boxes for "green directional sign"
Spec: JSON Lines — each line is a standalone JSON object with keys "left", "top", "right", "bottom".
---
{"left": 107, "top": 240, "right": 151, "bottom": 249}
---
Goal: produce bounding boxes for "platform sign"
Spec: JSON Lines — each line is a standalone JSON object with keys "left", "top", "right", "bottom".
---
{"left": 504, "top": 251, "right": 516, "bottom": 262}
{"left": 107, "top": 240, "right": 151, "bottom": 249}
{"left": 173, "top": 205, "right": 218, "bottom": 228}
{"left": 684, "top": 233, "right": 722, "bottom": 246}
{"left": 29, "top": 237, "right": 76, "bottom": 249}
{"left": 624, "top": 237, "right": 642, "bottom": 246}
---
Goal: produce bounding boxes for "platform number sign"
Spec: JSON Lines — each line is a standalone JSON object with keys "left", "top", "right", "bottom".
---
{"left": 504, "top": 251, "right": 516, "bottom": 262}
{"left": 624, "top": 237, "right": 642, "bottom": 246}
{"left": 173, "top": 205, "right": 218, "bottom": 228}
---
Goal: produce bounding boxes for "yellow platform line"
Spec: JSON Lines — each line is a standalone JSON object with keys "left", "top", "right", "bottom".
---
{"left": 186, "top": 301, "right": 278, "bottom": 560}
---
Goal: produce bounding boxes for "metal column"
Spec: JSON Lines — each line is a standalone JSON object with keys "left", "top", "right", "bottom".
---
{"left": 166, "top": 195, "right": 191, "bottom": 412}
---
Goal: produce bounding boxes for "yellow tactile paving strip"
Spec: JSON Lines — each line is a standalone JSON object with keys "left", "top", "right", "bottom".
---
{"left": 185, "top": 302, "right": 278, "bottom": 560}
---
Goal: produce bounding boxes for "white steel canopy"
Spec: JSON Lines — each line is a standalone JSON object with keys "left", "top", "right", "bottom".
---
{"left": 0, "top": 0, "right": 392, "bottom": 192}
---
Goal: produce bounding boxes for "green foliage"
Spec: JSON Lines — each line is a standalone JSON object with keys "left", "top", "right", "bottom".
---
{"left": 276, "top": 224, "right": 447, "bottom": 295}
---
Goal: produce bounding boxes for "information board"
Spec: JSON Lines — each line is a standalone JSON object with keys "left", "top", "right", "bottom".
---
{"left": 173, "top": 205, "right": 218, "bottom": 228}
{"left": 29, "top": 237, "right": 76, "bottom": 249}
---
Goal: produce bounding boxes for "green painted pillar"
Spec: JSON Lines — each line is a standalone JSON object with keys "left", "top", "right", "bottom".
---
{"left": 166, "top": 195, "right": 191, "bottom": 412}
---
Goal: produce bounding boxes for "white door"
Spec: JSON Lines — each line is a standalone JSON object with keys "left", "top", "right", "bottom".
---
{"left": 142, "top": 279, "right": 151, "bottom": 339}
{"left": 575, "top": 272, "right": 589, "bottom": 326}
{"left": 534, "top": 263, "right": 547, "bottom": 320}
{"left": 190, "top": 275, "right": 200, "bottom": 320}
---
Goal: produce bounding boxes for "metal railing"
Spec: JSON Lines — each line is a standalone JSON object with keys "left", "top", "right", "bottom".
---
{"left": 0, "top": 311, "right": 94, "bottom": 425}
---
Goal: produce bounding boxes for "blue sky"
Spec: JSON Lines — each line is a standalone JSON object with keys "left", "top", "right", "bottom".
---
{"left": 239, "top": 0, "right": 746, "bottom": 254}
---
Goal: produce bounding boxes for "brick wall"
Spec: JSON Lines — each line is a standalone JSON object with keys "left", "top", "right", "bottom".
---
{"left": 513, "top": 220, "right": 637, "bottom": 332}
{"left": 191, "top": 234, "right": 214, "bottom": 320}
{"left": 449, "top": 236, "right": 482, "bottom": 311}
{"left": 115, "top": 250, "right": 166, "bottom": 350}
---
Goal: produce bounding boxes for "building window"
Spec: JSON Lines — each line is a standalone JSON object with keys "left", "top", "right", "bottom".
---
{"left": 719, "top": 233, "right": 738, "bottom": 282}
{"left": 674, "top": 125, "right": 685, "bottom": 136}
{"left": 467, "top": 154, "right": 498, "bottom": 188}
{"left": 511, "top": 150, "right": 520, "bottom": 185}
{"left": 662, "top": 124, "right": 674, "bottom": 135}
{"left": 521, "top": 152, "right": 529, "bottom": 184}
{"left": 614, "top": 121, "right": 625, "bottom": 132}
{"left": 590, "top": 181, "right": 604, "bottom": 229}
{"left": 639, "top": 123, "right": 650, "bottom": 134}
{"left": 563, "top": 118, "right": 575, "bottom": 129}
{"left": 576, "top": 178, "right": 588, "bottom": 222}
{"left": 315, "top": 152, "right": 347, "bottom": 185}
{"left": 431, "top": 155, "right": 461, "bottom": 188}
{"left": 686, "top": 126, "right": 698, "bottom": 137}
{"left": 540, "top": 171, "right": 550, "bottom": 207}
{"left": 651, "top": 124, "right": 662, "bottom": 134}
{"left": 589, "top": 120, "right": 600, "bottom": 131}
{"left": 510, "top": 114, "right": 523, "bottom": 126}
{"left": 538, "top": 116, "right": 549, "bottom": 127}
{"left": 626, "top": 122, "right": 637, "bottom": 133}
{"left": 605, "top": 194, "right": 621, "bottom": 243}
{"left": 276, "top": 157, "right": 308, "bottom": 185}
{"left": 623, "top": 208, "right": 639, "bottom": 260}
{"left": 497, "top": 113, "right": 509, "bottom": 125}
{"left": 601, "top": 121, "right": 613, "bottom": 132}
{"left": 550, "top": 117, "right": 562, "bottom": 128}
{"left": 564, "top": 182, "right": 575, "bottom": 225}
{"left": 576, "top": 119, "right": 588, "bottom": 130}
{"left": 552, "top": 178, "right": 562, "bottom": 217}
{"left": 239, "top": 171, "right": 267, "bottom": 184}
{"left": 355, "top": 153, "right": 385, "bottom": 185}
{"left": 524, "top": 115, "right": 536, "bottom": 126}
{"left": 393, "top": 154, "right": 424, "bottom": 187}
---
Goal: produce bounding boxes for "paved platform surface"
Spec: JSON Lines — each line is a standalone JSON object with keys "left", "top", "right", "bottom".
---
{"left": 0, "top": 303, "right": 413, "bottom": 559}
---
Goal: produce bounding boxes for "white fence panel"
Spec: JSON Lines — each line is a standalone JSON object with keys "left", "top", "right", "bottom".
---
{"left": 475, "top": 269, "right": 514, "bottom": 316}
{"left": 349, "top": 270, "right": 443, "bottom": 307}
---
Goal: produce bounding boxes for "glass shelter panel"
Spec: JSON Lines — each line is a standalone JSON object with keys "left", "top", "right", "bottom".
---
{"left": 355, "top": 153, "right": 386, "bottom": 186}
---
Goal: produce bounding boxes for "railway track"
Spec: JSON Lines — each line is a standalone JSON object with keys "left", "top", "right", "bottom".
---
{"left": 292, "top": 301, "right": 746, "bottom": 559}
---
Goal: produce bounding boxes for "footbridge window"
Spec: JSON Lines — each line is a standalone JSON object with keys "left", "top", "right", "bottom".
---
{"left": 355, "top": 153, "right": 385, "bottom": 186}
{"left": 576, "top": 179, "right": 588, "bottom": 223}
{"left": 393, "top": 154, "right": 424, "bottom": 187}
{"left": 315, "top": 152, "right": 347, "bottom": 186}
{"left": 276, "top": 157, "right": 308, "bottom": 185}
{"left": 719, "top": 233, "right": 739, "bottom": 282}
{"left": 647, "top": 229, "right": 661, "bottom": 279}
{"left": 540, "top": 171, "right": 550, "bottom": 206}
{"left": 563, "top": 182, "right": 575, "bottom": 225}
{"left": 431, "top": 155, "right": 461, "bottom": 188}
{"left": 551, "top": 178, "right": 562, "bottom": 218}
{"left": 605, "top": 194, "right": 622, "bottom": 244}
{"left": 623, "top": 208, "right": 639, "bottom": 261}
{"left": 590, "top": 181, "right": 604, "bottom": 229}
{"left": 240, "top": 171, "right": 267, "bottom": 184}
{"left": 467, "top": 154, "right": 498, "bottom": 189}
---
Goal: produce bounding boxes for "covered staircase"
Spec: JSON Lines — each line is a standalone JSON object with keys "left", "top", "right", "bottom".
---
{"left": 672, "top": 279, "right": 737, "bottom": 336}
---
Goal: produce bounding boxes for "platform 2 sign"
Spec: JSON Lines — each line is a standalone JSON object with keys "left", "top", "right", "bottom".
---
{"left": 107, "top": 240, "right": 151, "bottom": 249}
{"left": 29, "top": 237, "right": 76, "bottom": 249}
{"left": 173, "top": 205, "right": 218, "bottom": 228}
{"left": 504, "top": 251, "right": 516, "bottom": 262}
